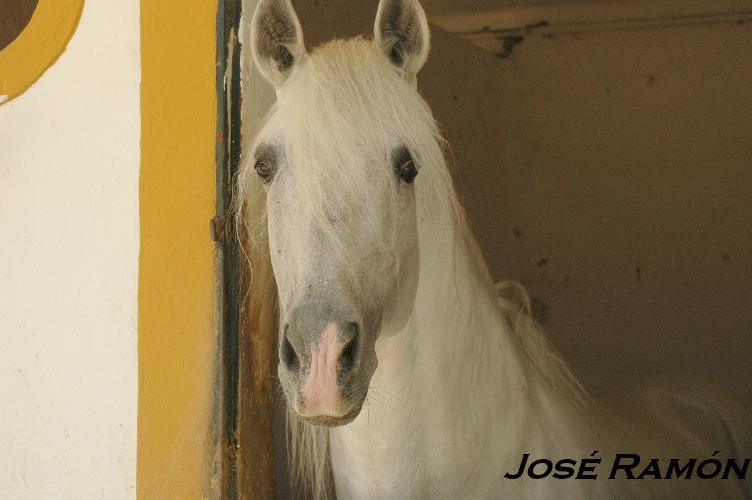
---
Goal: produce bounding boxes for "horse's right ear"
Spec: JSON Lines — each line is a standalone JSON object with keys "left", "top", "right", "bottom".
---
{"left": 250, "top": 0, "right": 306, "bottom": 89}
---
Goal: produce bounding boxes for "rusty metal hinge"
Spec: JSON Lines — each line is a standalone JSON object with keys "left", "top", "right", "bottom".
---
{"left": 211, "top": 216, "right": 225, "bottom": 242}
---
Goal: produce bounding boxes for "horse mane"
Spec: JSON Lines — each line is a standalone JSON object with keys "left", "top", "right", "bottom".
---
{"left": 495, "top": 280, "right": 591, "bottom": 412}
{"left": 236, "top": 37, "right": 590, "bottom": 500}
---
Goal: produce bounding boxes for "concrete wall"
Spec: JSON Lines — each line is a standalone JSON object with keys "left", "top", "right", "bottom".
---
{"left": 0, "top": 1, "right": 139, "bottom": 497}
{"left": 287, "top": 0, "right": 752, "bottom": 397}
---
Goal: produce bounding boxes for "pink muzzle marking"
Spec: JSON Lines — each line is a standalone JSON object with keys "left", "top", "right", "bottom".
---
{"left": 302, "top": 323, "right": 347, "bottom": 417}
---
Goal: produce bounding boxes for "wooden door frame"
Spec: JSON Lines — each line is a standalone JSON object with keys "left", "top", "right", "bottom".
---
{"left": 216, "top": 1, "right": 278, "bottom": 498}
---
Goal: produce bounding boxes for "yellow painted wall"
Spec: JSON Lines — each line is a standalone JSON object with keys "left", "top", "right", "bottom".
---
{"left": 138, "top": 2, "right": 218, "bottom": 498}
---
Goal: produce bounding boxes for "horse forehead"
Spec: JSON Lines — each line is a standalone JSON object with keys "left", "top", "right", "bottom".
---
{"left": 285, "top": 51, "right": 392, "bottom": 111}
{"left": 282, "top": 128, "right": 387, "bottom": 172}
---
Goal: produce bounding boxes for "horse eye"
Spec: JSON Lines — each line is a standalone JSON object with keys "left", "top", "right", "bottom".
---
{"left": 255, "top": 160, "right": 275, "bottom": 182}
{"left": 395, "top": 150, "right": 418, "bottom": 184}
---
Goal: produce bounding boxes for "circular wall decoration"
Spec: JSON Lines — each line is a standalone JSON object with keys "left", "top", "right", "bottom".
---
{"left": 0, "top": 0, "right": 84, "bottom": 105}
{"left": 0, "top": 0, "right": 39, "bottom": 51}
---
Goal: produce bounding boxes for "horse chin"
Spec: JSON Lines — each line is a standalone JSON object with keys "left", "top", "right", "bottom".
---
{"left": 295, "top": 396, "right": 367, "bottom": 427}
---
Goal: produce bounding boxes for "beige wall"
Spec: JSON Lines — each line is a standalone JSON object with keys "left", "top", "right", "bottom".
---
{"left": 0, "top": 2, "right": 139, "bottom": 497}
{"left": 285, "top": 0, "right": 752, "bottom": 397}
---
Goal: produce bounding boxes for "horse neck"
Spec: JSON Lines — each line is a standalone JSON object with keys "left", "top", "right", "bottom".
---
{"left": 331, "top": 206, "right": 598, "bottom": 487}
{"left": 408, "top": 214, "right": 593, "bottom": 451}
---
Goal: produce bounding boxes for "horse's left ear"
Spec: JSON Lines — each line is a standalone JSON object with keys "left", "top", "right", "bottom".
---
{"left": 250, "top": 0, "right": 306, "bottom": 89}
{"left": 374, "top": 0, "right": 430, "bottom": 79}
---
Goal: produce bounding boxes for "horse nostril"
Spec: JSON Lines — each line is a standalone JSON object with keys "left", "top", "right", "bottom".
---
{"left": 281, "top": 327, "right": 298, "bottom": 371}
{"left": 339, "top": 322, "right": 360, "bottom": 373}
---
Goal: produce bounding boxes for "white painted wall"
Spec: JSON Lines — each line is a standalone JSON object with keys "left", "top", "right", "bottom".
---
{"left": 0, "top": 2, "right": 139, "bottom": 498}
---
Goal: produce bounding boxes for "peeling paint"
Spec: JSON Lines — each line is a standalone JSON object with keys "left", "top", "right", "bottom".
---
{"left": 496, "top": 35, "right": 524, "bottom": 59}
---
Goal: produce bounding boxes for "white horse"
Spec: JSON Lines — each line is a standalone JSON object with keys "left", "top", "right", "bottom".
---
{"left": 241, "top": 0, "right": 752, "bottom": 498}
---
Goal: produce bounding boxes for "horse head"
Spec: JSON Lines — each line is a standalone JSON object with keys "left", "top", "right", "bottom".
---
{"left": 249, "top": 0, "right": 439, "bottom": 426}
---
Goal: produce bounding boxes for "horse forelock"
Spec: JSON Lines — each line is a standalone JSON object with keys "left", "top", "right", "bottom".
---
{"left": 248, "top": 37, "right": 459, "bottom": 266}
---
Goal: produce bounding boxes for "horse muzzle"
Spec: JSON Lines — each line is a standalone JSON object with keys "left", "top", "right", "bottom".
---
{"left": 280, "top": 306, "right": 368, "bottom": 424}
